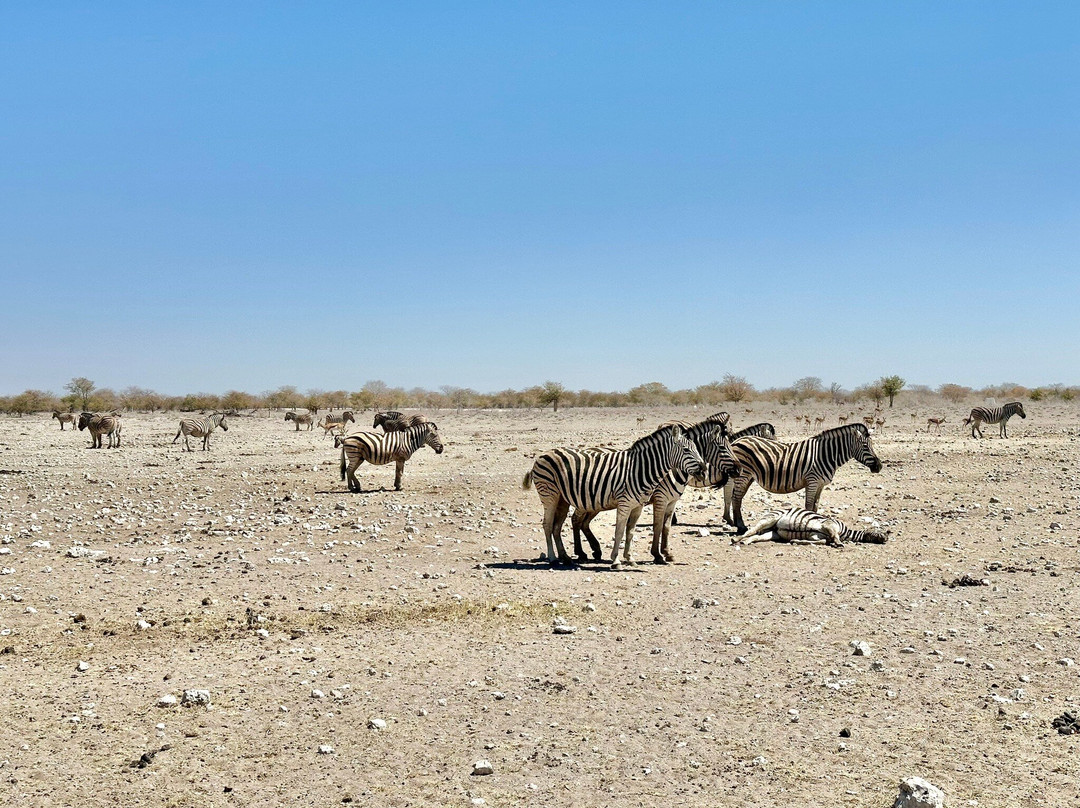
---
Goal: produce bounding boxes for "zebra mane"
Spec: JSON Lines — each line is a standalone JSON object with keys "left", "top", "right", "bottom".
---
{"left": 630, "top": 424, "right": 681, "bottom": 452}
{"left": 818, "top": 422, "right": 869, "bottom": 438}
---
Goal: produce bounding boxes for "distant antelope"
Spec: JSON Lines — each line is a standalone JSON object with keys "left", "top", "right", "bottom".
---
{"left": 636, "top": 415, "right": 647, "bottom": 426}
{"left": 874, "top": 417, "right": 886, "bottom": 432}
{"left": 814, "top": 416, "right": 825, "bottom": 429}
{"left": 319, "top": 411, "right": 355, "bottom": 436}
{"left": 862, "top": 416, "right": 875, "bottom": 428}
{"left": 963, "top": 402, "right": 1026, "bottom": 438}
{"left": 51, "top": 411, "right": 76, "bottom": 430}
{"left": 909, "top": 412, "right": 918, "bottom": 425}
{"left": 926, "top": 417, "right": 947, "bottom": 434}
{"left": 838, "top": 414, "right": 849, "bottom": 425}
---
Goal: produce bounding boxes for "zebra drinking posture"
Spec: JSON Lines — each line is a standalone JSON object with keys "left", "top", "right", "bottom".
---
{"left": 571, "top": 422, "right": 736, "bottom": 564}
{"left": 373, "top": 411, "right": 429, "bottom": 432}
{"left": 284, "top": 411, "right": 314, "bottom": 431}
{"left": 77, "top": 412, "right": 122, "bottom": 449}
{"left": 732, "top": 507, "right": 889, "bottom": 547}
{"left": 173, "top": 412, "right": 228, "bottom": 451}
{"left": 522, "top": 425, "right": 706, "bottom": 568}
{"left": 51, "top": 411, "right": 76, "bottom": 430}
{"left": 726, "top": 422, "right": 882, "bottom": 534}
{"left": 319, "top": 411, "right": 355, "bottom": 436}
{"left": 963, "top": 402, "right": 1026, "bottom": 438}
{"left": 339, "top": 422, "right": 444, "bottom": 492}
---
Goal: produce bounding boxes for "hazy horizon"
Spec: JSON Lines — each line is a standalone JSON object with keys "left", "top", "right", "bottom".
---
{"left": 5, "top": 3, "right": 1079, "bottom": 394}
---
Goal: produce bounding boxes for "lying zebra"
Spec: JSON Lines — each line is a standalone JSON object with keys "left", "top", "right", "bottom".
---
{"left": 338, "top": 422, "right": 444, "bottom": 492}
{"left": 285, "top": 411, "right": 314, "bottom": 431}
{"left": 52, "top": 411, "right": 76, "bottom": 430}
{"left": 732, "top": 507, "right": 889, "bottom": 547}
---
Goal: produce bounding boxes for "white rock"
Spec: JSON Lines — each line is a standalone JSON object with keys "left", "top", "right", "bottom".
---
{"left": 368, "top": 718, "right": 387, "bottom": 730}
{"left": 181, "top": 689, "right": 211, "bottom": 706}
{"left": 317, "top": 744, "right": 335, "bottom": 755}
{"left": 893, "top": 776, "right": 945, "bottom": 808}
{"left": 851, "top": 641, "right": 871, "bottom": 657}
{"left": 76, "top": 661, "right": 90, "bottom": 672}
{"left": 135, "top": 619, "right": 152, "bottom": 631}
{"left": 697, "top": 528, "right": 710, "bottom": 537}
{"left": 472, "top": 759, "right": 494, "bottom": 776}
{"left": 157, "top": 694, "right": 178, "bottom": 708}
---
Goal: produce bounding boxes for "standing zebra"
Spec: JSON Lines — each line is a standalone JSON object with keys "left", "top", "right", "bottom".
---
{"left": 373, "top": 411, "right": 429, "bottom": 432}
{"left": 571, "top": 422, "right": 736, "bottom": 564}
{"left": 963, "top": 402, "right": 1026, "bottom": 438}
{"left": 339, "top": 422, "right": 444, "bottom": 492}
{"left": 77, "top": 412, "right": 122, "bottom": 449}
{"left": 173, "top": 412, "right": 228, "bottom": 451}
{"left": 732, "top": 507, "right": 889, "bottom": 547}
{"left": 319, "top": 411, "right": 355, "bottom": 436}
{"left": 284, "top": 411, "right": 314, "bottom": 431}
{"left": 51, "top": 411, "right": 76, "bottom": 430}
{"left": 725, "top": 422, "right": 882, "bottom": 534}
{"left": 523, "top": 425, "right": 705, "bottom": 568}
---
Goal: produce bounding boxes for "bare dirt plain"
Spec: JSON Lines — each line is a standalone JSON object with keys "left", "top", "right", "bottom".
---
{"left": 1, "top": 405, "right": 1078, "bottom": 807}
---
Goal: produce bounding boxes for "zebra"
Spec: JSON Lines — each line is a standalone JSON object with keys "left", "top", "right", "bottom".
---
{"left": 284, "top": 411, "right": 314, "bottom": 431}
{"left": 51, "top": 411, "right": 76, "bottom": 430}
{"left": 570, "top": 422, "right": 736, "bottom": 564}
{"left": 522, "top": 425, "right": 706, "bottom": 568}
{"left": 732, "top": 507, "right": 889, "bottom": 547}
{"left": 77, "top": 412, "right": 122, "bottom": 449}
{"left": 319, "top": 411, "right": 355, "bottom": 436}
{"left": 373, "top": 411, "right": 429, "bottom": 432}
{"left": 339, "top": 422, "right": 444, "bottom": 492}
{"left": 963, "top": 402, "right": 1026, "bottom": 438}
{"left": 725, "top": 422, "right": 882, "bottom": 534}
{"left": 173, "top": 412, "right": 228, "bottom": 451}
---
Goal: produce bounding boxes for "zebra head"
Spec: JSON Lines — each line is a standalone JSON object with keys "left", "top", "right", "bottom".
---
{"left": 853, "top": 423, "right": 883, "bottom": 473}
{"left": 668, "top": 426, "right": 707, "bottom": 480}
{"left": 284, "top": 412, "right": 294, "bottom": 421}
{"left": 699, "top": 427, "right": 738, "bottom": 487}
{"left": 342, "top": 411, "right": 356, "bottom": 424}
{"left": 217, "top": 412, "right": 229, "bottom": 431}
{"left": 860, "top": 528, "right": 889, "bottom": 544}
{"left": 77, "top": 412, "right": 93, "bottom": 431}
{"left": 1011, "top": 402, "right": 1027, "bottom": 419}
{"left": 423, "top": 423, "right": 445, "bottom": 455}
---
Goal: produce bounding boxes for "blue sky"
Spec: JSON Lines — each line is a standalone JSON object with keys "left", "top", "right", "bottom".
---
{"left": 3, "top": 2, "right": 1078, "bottom": 395}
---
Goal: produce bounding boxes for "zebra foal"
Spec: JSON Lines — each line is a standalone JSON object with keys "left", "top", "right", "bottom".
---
{"left": 523, "top": 425, "right": 706, "bottom": 568}
{"left": 52, "top": 411, "right": 76, "bottom": 430}
{"left": 732, "top": 507, "right": 888, "bottom": 547}
{"left": 173, "top": 412, "right": 228, "bottom": 451}
{"left": 78, "top": 412, "right": 122, "bottom": 449}
{"left": 285, "top": 411, "right": 314, "bottom": 431}
{"left": 963, "top": 402, "right": 1026, "bottom": 438}
{"left": 339, "top": 422, "right": 444, "bottom": 492}
{"left": 725, "top": 422, "right": 882, "bottom": 534}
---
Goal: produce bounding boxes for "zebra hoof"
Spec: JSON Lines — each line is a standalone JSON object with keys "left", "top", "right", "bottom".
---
{"left": 652, "top": 555, "right": 667, "bottom": 565}
{"left": 591, "top": 553, "right": 603, "bottom": 562}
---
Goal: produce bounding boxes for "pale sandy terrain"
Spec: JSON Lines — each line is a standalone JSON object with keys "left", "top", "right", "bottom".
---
{"left": 1, "top": 405, "right": 1078, "bottom": 807}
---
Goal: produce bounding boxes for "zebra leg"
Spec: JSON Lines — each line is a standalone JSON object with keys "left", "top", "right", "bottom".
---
{"left": 609, "top": 503, "right": 637, "bottom": 568}
{"left": 619, "top": 505, "right": 643, "bottom": 565}
{"left": 804, "top": 480, "right": 826, "bottom": 512}
{"left": 733, "top": 512, "right": 780, "bottom": 545}
{"left": 731, "top": 476, "right": 754, "bottom": 534}
{"left": 571, "top": 510, "right": 602, "bottom": 562}
{"left": 1000, "top": 419, "right": 1008, "bottom": 438}
{"left": 394, "top": 460, "right": 404, "bottom": 490}
{"left": 819, "top": 524, "right": 844, "bottom": 548}
{"left": 653, "top": 501, "right": 678, "bottom": 563}
{"left": 347, "top": 457, "right": 365, "bottom": 492}
{"left": 723, "top": 478, "right": 737, "bottom": 525}
{"left": 544, "top": 499, "right": 573, "bottom": 565}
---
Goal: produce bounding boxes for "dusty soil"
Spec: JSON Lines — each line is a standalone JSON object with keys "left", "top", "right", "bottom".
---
{"left": 0, "top": 405, "right": 1078, "bottom": 807}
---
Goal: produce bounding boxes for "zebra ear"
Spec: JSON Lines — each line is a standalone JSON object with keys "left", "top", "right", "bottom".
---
{"left": 669, "top": 425, "right": 683, "bottom": 440}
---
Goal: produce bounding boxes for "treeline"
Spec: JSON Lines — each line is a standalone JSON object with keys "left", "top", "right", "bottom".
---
{"left": 1, "top": 375, "right": 1076, "bottom": 416}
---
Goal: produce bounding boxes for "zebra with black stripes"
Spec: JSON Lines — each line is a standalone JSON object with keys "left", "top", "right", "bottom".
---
{"left": 963, "top": 402, "right": 1026, "bottom": 438}
{"left": 339, "top": 422, "right": 445, "bottom": 492}
{"left": 51, "top": 411, "right": 76, "bottom": 430}
{"left": 726, "top": 422, "right": 882, "bottom": 534}
{"left": 571, "top": 421, "right": 737, "bottom": 564}
{"left": 319, "top": 411, "right": 355, "bottom": 436}
{"left": 373, "top": 411, "right": 429, "bottom": 432}
{"left": 173, "top": 412, "right": 228, "bottom": 451}
{"left": 284, "top": 411, "right": 314, "bottom": 431}
{"left": 732, "top": 507, "right": 889, "bottom": 547}
{"left": 522, "top": 425, "right": 706, "bottom": 568}
{"left": 77, "top": 412, "right": 122, "bottom": 449}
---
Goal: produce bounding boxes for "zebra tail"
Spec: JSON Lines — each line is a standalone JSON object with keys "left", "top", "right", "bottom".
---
{"left": 962, "top": 416, "right": 972, "bottom": 425}
{"left": 339, "top": 445, "right": 347, "bottom": 481}
{"left": 522, "top": 470, "right": 533, "bottom": 490}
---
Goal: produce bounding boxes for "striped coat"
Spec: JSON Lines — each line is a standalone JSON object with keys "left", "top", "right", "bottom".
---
{"left": 319, "top": 411, "right": 356, "bottom": 435}
{"left": 78, "top": 412, "right": 122, "bottom": 449}
{"left": 374, "top": 411, "right": 429, "bottom": 432}
{"left": 523, "top": 425, "right": 706, "bottom": 568}
{"left": 733, "top": 507, "right": 889, "bottom": 547}
{"left": 173, "top": 412, "right": 228, "bottom": 451}
{"left": 727, "top": 423, "right": 882, "bottom": 533}
{"left": 52, "top": 411, "right": 76, "bottom": 430}
{"left": 285, "top": 411, "right": 314, "bottom": 431}
{"left": 339, "top": 422, "right": 444, "bottom": 492}
{"left": 963, "top": 402, "right": 1026, "bottom": 438}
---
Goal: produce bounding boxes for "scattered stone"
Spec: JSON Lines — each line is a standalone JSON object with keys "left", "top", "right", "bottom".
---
{"left": 472, "top": 759, "right": 494, "bottom": 776}
{"left": 157, "top": 694, "right": 178, "bottom": 708}
{"left": 317, "top": 744, "right": 335, "bottom": 754}
{"left": 552, "top": 616, "right": 577, "bottom": 635}
{"left": 893, "top": 776, "right": 945, "bottom": 808}
{"left": 945, "top": 574, "right": 988, "bottom": 588}
{"left": 76, "top": 661, "right": 90, "bottom": 672}
{"left": 839, "top": 727, "right": 851, "bottom": 738}
{"left": 181, "top": 689, "right": 211, "bottom": 706}
{"left": 1051, "top": 711, "right": 1080, "bottom": 735}
{"left": 368, "top": 718, "right": 387, "bottom": 730}
{"left": 851, "top": 641, "right": 871, "bottom": 657}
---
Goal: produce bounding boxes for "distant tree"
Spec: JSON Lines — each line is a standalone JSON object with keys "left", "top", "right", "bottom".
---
{"left": 792, "top": 377, "right": 824, "bottom": 403}
{"left": 1029, "top": 388, "right": 1045, "bottom": 401}
{"left": 627, "top": 382, "right": 671, "bottom": 406}
{"left": 1063, "top": 389, "right": 1076, "bottom": 402}
{"left": 11, "top": 389, "right": 56, "bottom": 415}
{"left": 719, "top": 374, "right": 754, "bottom": 403}
{"left": 828, "top": 382, "right": 845, "bottom": 404}
{"left": 222, "top": 390, "right": 257, "bottom": 411}
{"left": 938, "top": 383, "right": 972, "bottom": 403}
{"left": 853, "top": 382, "right": 885, "bottom": 405}
{"left": 878, "top": 375, "right": 905, "bottom": 407}
{"left": 65, "top": 377, "right": 96, "bottom": 410}
{"left": 538, "top": 381, "right": 568, "bottom": 412}
{"left": 265, "top": 385, "right": 302, "bottom": 411}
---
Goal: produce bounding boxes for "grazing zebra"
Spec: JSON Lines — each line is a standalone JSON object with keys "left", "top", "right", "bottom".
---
{"left": 926, "top": 417, "right": 947, "bottom": 434}
{"left": 523, "top": 425, "right": 705, "bottom": 568}
{"left": 963, "top": 402, "right": 1026, "bottom": 438}
{"left": 732, "top": 507, "right": 889, "bottom": 547}
{"left": 373, "top": 411, "right": 430, "bottom": 432}
{"left": 571, "top": 422, "right": 737, "bottom": 564}
{"left": 51, "top": 411, "right": 76, "bottom": 430}
{"left": 339, "top": 422, "right": 444, "bottom": 492}
{"left": 319, "top": 411, "right": 355, "bottom": 436}
{"left": 77, "top": 412, "right": 122, "bottom": 449}
{"left": 725, "top": 422, "right": 882, "bottom": 534}
{"left": 173, "top": 412, "right": 228, "bottom": 451}
{"left": 284, "top": 411, "right": 314, "bottom": 431}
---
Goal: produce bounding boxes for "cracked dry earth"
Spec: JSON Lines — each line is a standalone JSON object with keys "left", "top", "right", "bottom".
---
{"left": 1, "top": 406, "right": 1078, "bottom": 807}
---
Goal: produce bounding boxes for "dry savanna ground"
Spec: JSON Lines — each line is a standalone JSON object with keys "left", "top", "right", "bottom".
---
{"left": 1, "top": 405, "right": 1078, "bottom": 807}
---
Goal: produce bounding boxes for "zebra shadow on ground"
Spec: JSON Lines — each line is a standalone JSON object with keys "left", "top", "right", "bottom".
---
{"left": 485, "top": 559, "right": 656, "bottom": 572}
